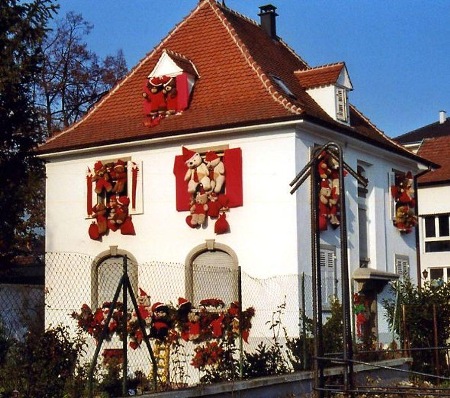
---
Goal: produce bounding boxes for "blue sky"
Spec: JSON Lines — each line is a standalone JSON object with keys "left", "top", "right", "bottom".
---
{"left": 54, "top": 0, "right": 450, "bottom": 138}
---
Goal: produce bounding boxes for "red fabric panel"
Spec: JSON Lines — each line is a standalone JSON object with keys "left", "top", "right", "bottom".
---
{"left": 223, "top": 148, "right": 243, "bottom": 207}
{"left": 173, "top": 155, "right": 191, "bottom": 211}
{"left": 176, "top": 73, "right": 189, "bottom": 112}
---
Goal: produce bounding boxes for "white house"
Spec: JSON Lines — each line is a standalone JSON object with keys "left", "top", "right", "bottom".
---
{"left": 38, "top": 1, "right": 434, "bottom": 351}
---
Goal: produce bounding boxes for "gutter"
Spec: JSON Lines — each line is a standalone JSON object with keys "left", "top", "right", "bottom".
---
{"left": 414, "top": 167, "right": 435, "bottom": 289}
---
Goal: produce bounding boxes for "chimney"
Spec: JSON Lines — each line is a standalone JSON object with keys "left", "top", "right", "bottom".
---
{"left": 439, "top": 110, "right": 447, "bottom": 124}
{"left": 258, "top": 4, "right": 278, "bottom": 39}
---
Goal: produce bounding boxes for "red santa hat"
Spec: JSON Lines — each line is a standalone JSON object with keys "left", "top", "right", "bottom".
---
{"left": 114, "top": 159, "right": 126, "bottom": 169}
{"left": 182, "top": 146, "right": 197, "bottom": 162}
{"left": 205, "top": 151, "right": 219, "bottom": 162}
{"left": 149, "top": 76, "right": 162, "bottom": 86}
{"left": 178, "top": 297, "right": 190, "bottom": 307}
{"left": 139, "top": 288, "right": 149, "bottom": 297}
{"left": 117, "top": 196, "right": 130, "bottom": 206}
{"left": 94, "top": 160, "right": 104, "bottom": 172}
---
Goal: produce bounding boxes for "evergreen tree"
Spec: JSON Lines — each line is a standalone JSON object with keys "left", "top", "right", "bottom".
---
{"left": 0, "top": 0, "right": 56, "bottom": 269}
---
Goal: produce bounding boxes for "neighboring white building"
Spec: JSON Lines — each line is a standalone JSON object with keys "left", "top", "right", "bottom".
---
{"left": 38, "top": 1, "right": 434, "bottom": 345}
{"left": 396, "top": 111, "right": 450, "bottom": 285}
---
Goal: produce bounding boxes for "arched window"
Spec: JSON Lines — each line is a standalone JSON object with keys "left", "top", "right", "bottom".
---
{"left": 91, "top": 247, "right": 138, "bottom": 309}
{"left": 185, "top": 240, "right": 239, "bottom": 305}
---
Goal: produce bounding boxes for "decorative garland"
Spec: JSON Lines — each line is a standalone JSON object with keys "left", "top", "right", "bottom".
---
{"left": 390, "top": 171, "right": 417, "bottom": 234}
{"left": 182, "top": 146, "right": 231, "bottom": 234}
{"left": 71, "top": 293, "right": 255, "bottom": 353}
{"left": 87, "top": 159, "right": 138, "bottom": 240}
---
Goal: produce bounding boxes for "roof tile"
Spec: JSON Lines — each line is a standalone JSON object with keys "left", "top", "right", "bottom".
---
{"left": 37, "top": 0, "right": 433, "bottom": 169}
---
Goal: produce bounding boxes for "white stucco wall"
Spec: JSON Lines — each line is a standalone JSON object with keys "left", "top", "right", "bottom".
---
{"left": 45, "top": 128, "right": 299, "bottom": 279}
{"left": 44, "top": 122, "right": 423, "bottom": 344}
{"left": 417, "top": 185, "right": 450, "bottom": 271}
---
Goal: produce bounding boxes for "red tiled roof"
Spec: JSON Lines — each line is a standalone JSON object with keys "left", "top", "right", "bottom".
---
{"left": 36, "top": 0, "right": 434, "bottom": 168}
{"left": 295, "top": 63, "right": 344, "bottom": 89}
{"left": 417, "top": 136, "right": 450, "bottom": 184}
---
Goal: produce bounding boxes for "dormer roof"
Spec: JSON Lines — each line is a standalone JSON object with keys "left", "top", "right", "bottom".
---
{"left": 37, "top": 0, "right": 433, "bottom": 169}
{"left": 295, "top": 63, "right": 353, "bottom": 90}
{"left": 149, "top": 49, "right": 199, "bottom": 78}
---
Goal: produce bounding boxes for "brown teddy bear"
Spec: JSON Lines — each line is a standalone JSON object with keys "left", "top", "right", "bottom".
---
{"left": 111, "top": 159, "right": 127, "bottom": 194}
{"left": 186, "top": 190, "right": 209, "bottom": 228}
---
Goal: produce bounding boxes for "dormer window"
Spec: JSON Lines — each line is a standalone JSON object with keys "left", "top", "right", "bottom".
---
{"left": 295, "top": 62, "right": 353, "bottom": 125}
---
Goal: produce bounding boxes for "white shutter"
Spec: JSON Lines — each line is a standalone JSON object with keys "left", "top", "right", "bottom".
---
{"left": 395, "top": 255, "right": 410, "bottom": 280}
{"left": 320, "top": 247, "right": 336, "bottom": 309}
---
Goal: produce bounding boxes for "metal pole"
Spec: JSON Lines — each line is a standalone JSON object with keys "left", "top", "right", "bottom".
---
{"left": 122, "top": 255, "right": 128, "bottom": 397}
{"left": 301, "top": 272, "right": 308, "bottom": 370}
{"left": 311, "top": 154, "right": 325, "bottom": 398}
{"left": 335, "top": 143, "right": 354, "bottom": 396}
{"left": 238, "top": 266, "right": 243, "bottom": 379}
{"left": 433, "top": 304, "right": 440, "bottom": 377}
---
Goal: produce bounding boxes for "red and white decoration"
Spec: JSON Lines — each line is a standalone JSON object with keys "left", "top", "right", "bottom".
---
{"left": 86, "top": 159, "right": 139, "bottom": 240}
{"left": 316, "top": 150, "right": 344, "bottom": 232}
{"left": 390, "top": 171, "right": 417, "bottom": 234}
{"left": 173, "top": 146, "right": 243, "bottom": 234}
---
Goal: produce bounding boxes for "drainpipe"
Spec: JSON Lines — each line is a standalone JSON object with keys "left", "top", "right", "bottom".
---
{"left": 414, "top": 167, "right": 433, "bottom": 289}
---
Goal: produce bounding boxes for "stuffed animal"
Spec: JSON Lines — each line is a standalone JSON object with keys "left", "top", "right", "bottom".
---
{"left": 392, "top": 172, "right": 415, "bottom": 206}
{"left": 205, "top": 151, "right": 225, "bottom": 193}
{"left": 317, "top": 152, "right": 331, "bottom": 180}
{"left": 186, "top": 190, "right": 209, "bottom": 227}
{"left": 111, "top": 159, "right": 127, "bottom": 194}
{"left": 92, "top": 203, "right": 108, "bottom": 236}
{"left": 114, "top": 196, "right": 130, "bottom": 225}
{"left": 142, "top": 76, "right": 167, "bottom": 117}
{"left": 92, "top": 161, "right": 112, "bottom": 194}
{"left": 183, "top": 146, "right": 211, "bottom": 193}
{"left": 207, "top": 192, "right": 221, "bottom": 218}
{"left": 137, "top": 288, "right": 152, "bottom": 324}
{"left": 163, "top": 76, "right": 178, "bottom": 115}
{"left": 150, "top": 302, "right": 171, "bottom": 340}
{"left": 318, "top": 179, "right": 331, "bottom": 231}
{"left": 394, "top": 205, "right": 417, "bottom": 233}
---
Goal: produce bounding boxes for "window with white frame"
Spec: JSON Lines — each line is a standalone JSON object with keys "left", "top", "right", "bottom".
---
{"left": 186, "top": 243, "right": 238, "bottom": 305}
{"left": 429, "top": 267, "right": 450, "bottom": 283}
{"left": 423, "top": 214, "right": 450, "bottom": 252}
{"left": 92, "top": 255, "right": 138, "bottom": 309}
{"left": 395, "top": 254, "right": 410, "bottom": 280}
{"left": 320, "top": 245, "right": 337, "bottom": 310}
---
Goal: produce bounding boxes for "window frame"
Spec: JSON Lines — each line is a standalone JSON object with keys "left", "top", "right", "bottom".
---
{"left": 423, "top": 214, "right": 450, "bottom": 253}
{"left": 320, "top": 245, "right": 337, "bottom": 311}
{"left": 185, "top": 241, "right": 239, "bottom": 305}
{"left": 395, "top": 254, "right": 410, "bottom": 280}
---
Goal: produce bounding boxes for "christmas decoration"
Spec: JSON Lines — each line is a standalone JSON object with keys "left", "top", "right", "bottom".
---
{"left": 391, "top": 171, "right": 417, "bottom": 233}
{"left": 72, "top": 296, "right": 255, "bottom": 358}
{"left": 86, "top": 159, "right": 137, "bottom": 239}
{"left": 316, "top": 150, "right": 345, "bottom": 231}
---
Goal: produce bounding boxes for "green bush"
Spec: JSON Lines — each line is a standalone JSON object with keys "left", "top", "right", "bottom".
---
{"left": 0, "top": 325, "right": 87, "bottom": 398}
{"left": 383, "top": 278, "right": 450, "bottom": 377}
